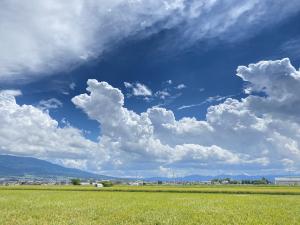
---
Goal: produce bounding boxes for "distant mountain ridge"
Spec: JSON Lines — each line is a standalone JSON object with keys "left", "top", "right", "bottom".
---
{"left": 1, "top": 155, "right": 296, "bottom": 182}
{"left": 144, "top": 174, "right": 296, "bottom": 183}
{"left": 0, "top": 155, "right": 114, "bottom": 179}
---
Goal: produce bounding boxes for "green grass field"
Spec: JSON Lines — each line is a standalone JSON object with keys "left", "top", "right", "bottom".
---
{"left": 1, "top": 185, "right": 300, "bottom": 225}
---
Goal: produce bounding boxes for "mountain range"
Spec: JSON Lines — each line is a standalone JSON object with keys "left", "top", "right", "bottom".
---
{"left": 0, "top": 155, "right": 295, "bottom": 182}
{"left": 144, "top": 174, "right": 293, "bottom": 183}
{"left": 0, "top": 155, "right": 114, "bottom": 179}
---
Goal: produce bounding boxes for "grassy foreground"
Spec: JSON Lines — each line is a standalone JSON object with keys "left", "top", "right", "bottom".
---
{"left": 1, "top": 186, "right": 300, "bottom": 225}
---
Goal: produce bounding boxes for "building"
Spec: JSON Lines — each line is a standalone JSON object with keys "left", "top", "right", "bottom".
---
{"left": 129, "top": 181, "right": 144, "bottom": 186}
{"left": 94, "top": 183, "right": 103, "bottom": 188}
{"left": 275, "top": 177, "right": 300, "bottom": 185}
{"left": 80, "top": 182, "right": 92, "bottom": 186}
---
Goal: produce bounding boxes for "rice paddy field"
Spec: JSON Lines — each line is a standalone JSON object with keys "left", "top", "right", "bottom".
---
{"left": 1, "top": 185, "right": 300, "bottom": 225}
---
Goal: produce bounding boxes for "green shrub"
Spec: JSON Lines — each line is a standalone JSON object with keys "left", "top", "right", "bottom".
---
{"left": 100, "top": 181, "right": 113, "bottom": 187}
{"left": 70, "top": 178, "right": 81, "bottom": 185}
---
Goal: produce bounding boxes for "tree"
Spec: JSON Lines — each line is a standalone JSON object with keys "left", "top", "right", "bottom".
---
{"left": 100, "top": 181, "right": 113, "bottom": 187}
{"left": 70, "top": 178, "right": 81, "bottom": 185}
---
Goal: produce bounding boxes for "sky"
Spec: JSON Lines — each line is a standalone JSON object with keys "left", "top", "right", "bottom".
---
{"left": 1, "top": 0, "right": 300, "bottom": 177}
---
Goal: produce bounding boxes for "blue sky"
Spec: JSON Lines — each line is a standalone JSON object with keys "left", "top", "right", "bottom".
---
{"left": 1, "top": 1, "right": 300, "bottom": 177}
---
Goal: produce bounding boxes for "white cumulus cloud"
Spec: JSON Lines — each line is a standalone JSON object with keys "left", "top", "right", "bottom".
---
{"left": 71, "top": 58, "right": 300, "bottom": 175}
{"left": 1, "top": 58, "right": 300, "bottom": 176}
{"left": 0, "top": 90, "right": 106, "bottom": 171}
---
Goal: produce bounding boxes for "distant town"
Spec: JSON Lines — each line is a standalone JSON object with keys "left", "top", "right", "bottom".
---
{"left": 1, "top": 176, "right": 300, "bottom": 186}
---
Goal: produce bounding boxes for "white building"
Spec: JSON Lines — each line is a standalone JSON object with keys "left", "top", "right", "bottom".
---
{"left": 129, "top": 181, "right": 144, "bottom": 186}
{"left": 275, "top": 177, "right": 300, "bottom": 185}
{"left": 80, "top": 182, "right": 91, "bottom": 186}
{"left": 94, "top": 183, "right": 103, "bottom": 188}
